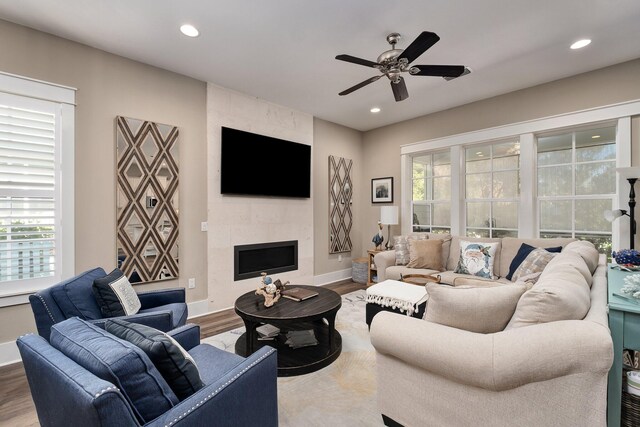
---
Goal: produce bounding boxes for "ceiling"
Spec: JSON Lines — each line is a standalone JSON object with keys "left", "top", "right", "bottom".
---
{"left": 0, "top": 0, "right": 639, "bottom": 131}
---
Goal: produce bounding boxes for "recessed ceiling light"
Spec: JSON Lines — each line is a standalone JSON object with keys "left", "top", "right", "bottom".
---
{"left": 370, "top": 107, "right": 381, "bottom": 113}
{"left": 570, "top": 39, "right": 591, "bottom": 50}
{"left": 475, "top": 151, "right": 482, "bottom": 155}
{"left": 592, "top": 135, "right": 601, "bottom": 139}
{"left": 180, "top": 24, "right": 199, "bottom": 38}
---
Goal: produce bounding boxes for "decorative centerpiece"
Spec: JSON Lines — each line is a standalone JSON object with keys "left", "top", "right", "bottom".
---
{"left": 255, "top": 272, "right": 289, "bottom": 307}
{"left": 613, "top": 249, "right": 640, "bottom": 267}
{"left": 622, "top": 274, "right": 640, "bottom": 299}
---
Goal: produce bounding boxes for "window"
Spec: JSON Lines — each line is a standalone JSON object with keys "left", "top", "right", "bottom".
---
{"left": 537, "top": 126, "right": 616, "bottom": 255}
{"left": 0, "top": 73, "right": 74, "bottom": 298}
{"left": 465, "top": 141, "right": 520, "bottom": 238}
{"left": 412, "top": 151, "right": 450, "bottom": 233}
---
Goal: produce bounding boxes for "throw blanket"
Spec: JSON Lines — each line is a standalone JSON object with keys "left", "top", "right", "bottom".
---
{"left": 366, "top": 280, "right": 429, "bottom": 316}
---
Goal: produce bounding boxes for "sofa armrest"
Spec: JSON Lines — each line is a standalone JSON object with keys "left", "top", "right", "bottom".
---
{"left": 136, "top": 288, "right": 185, "bottom": 310}
{"left": 147, "top": 347, "right": 278, "bottom": 427}
{"left": 373, "top": 251, "right": 396, "bottom": 282}
{"left": 88, "top": 310, "right": 173, "bottom": 332}
{"left": 167, "top": 324, "right": 201, "bottom": 351}
{"left": 370, "top": 311, "right": 612, "bottom": 391}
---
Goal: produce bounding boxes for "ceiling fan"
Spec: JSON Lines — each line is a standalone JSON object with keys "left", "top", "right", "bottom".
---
{"left": 335, "top": 31, "right": 470, "bottom": 102}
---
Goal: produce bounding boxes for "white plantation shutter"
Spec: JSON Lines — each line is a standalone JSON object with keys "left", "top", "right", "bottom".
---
{"left": 0, "top": 104, "right": 57, "bottom": 283}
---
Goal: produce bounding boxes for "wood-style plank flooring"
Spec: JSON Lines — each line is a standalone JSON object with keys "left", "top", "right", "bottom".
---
{"left": 0, "top": 281, "right": 364, "bottom": 426}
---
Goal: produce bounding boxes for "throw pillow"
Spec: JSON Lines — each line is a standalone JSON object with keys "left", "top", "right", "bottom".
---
{"left": 454, "top": 240, "right": 499, "bottom": 279}
{"left": 505, "top": 243, "right": 562, "bottom": 281}
{"left": 511, "top": 248, "right": 558, "bottom": 283}
{"left": 407, "top": 239, "right": 444, "bottom": 271}
{"left": 394, "top": 235, "right": 410, "bottom": 265}
{"left": 105, "top": 319, "right": 204, "bottom": 400}
{"left": 424, "top": 283, "right": 527, "bottom": 333}
{"left": 92, "top": 268, "right": 141, "bottom": 317}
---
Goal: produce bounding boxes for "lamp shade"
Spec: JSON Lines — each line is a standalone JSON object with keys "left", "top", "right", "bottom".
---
{"left": 604, "top": 209, "right": 625, "bottom": 222}
{"left": 380, "top": 206, "right": 399, "bottom": 225}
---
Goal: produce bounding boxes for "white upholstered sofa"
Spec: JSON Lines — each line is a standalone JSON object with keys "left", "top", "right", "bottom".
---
{"left": 369, "top": 237, "right": 613, "bottom": 427}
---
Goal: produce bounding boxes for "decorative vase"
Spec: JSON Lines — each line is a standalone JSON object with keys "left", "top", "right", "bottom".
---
{"left": 613, "top": 249, "right": 640, "bottom": 266}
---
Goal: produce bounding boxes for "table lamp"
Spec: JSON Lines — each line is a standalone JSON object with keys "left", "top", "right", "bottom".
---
{"left": 380, "top": 206, "right": 399, "bottom": 250}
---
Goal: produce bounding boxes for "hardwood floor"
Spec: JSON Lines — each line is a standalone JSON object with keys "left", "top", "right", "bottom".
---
{"left": 0, "top": 280, "right": 364, "bottom": 426}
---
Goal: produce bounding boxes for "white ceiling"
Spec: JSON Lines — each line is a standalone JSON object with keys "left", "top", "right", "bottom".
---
{"left": 0, "top": 0, "right": 639, "bottom": 131}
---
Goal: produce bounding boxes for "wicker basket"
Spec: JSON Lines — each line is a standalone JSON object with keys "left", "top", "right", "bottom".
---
{"left": 622, "top": 390, "right": 640, "bottom": 426}
{"left": 352, "top": 257, "right": 368, "bottom": 284}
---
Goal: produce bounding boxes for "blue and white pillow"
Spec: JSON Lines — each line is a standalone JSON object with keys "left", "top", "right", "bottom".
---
{"left": 454, "top": 240, "right": 500, "bottom": 279}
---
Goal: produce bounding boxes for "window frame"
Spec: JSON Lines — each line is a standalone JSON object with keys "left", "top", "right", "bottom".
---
{"left": 0, "top": 72, "right": 75, "bottom": 305}
{"left": 400, "top": 101, "right": 636, "bottom": 251}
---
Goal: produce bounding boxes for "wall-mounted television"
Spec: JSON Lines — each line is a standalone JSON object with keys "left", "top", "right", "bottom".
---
{"left": 220, "top": 127, "right": 311, "bottom": 198}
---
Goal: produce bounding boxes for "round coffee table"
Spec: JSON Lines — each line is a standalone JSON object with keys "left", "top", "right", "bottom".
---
{"left": 234, "top": 285, "right": 342, "bottom": 377}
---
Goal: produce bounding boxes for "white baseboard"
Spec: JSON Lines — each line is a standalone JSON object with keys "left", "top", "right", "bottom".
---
{"left": 0, "top": 339, "right": 21, "bottom": 367}
{"left": 313, "top": 268, "right": 352, "bottom": 286}
{"left": 187, "top": 299, "right": 209, "bottom": 318}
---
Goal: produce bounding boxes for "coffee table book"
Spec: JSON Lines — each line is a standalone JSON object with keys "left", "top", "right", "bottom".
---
{"left": 282, "top": 287, "right": 319, "bottom": 302}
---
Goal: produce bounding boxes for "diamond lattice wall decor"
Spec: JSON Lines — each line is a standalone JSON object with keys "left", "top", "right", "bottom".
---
{"left": 116, "top": 116, "right": 179, "bottom": 284}
{"left": 329, "top": 155, "right": 353, "bottom": 253}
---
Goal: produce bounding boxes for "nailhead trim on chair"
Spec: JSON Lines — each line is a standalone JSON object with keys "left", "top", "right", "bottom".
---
{"left": 95, "top": 386, "right": 120, "bottom": 398}
{"left": 164, "top": 348, "right": 276, "bottom": 427}
{"left": 35, "top": 294, "right": 57, "bottom": 323}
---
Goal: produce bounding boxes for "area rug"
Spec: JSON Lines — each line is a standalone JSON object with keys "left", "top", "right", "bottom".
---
{"left": 203, "top": 290, "right": 381, "bottom": 426}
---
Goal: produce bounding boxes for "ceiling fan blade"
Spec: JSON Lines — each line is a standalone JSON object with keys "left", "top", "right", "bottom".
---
{"left": 398, "top": 31, "right": 440, "bottom": 64}
{"left": 335, "top": 54, "right": 380, "bottom": 68}
{"left": 391, "top": 77, "right": 409, "bottom": 102}
{"left": 411, "top": 65, "right": 465, "bottom": 77}
{"left": 339, "top": 75, "right": 382, "bottom": 96}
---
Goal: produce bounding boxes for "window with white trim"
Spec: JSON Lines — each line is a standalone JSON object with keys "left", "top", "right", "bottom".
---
{"left": 537, "top": 125, "right": 616, "bottom": 255}
{"left": 465, "top": 141, "right": 520, "bottom": 238}
{"left": 411, "top": 151, "right": 451, "bottom": 233}
{"left": 0, "top": 73, "right": 74, "bottom": 298}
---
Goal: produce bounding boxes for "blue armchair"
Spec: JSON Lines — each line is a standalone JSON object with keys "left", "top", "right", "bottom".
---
{"left": 29, "top": 267, "right": 188, "bottom": 341}
{"left": 16, "top": 320, "right": 279, "bottom": 427}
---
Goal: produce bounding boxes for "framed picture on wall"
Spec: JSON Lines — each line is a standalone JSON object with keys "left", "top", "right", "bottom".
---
{"left": 371, "top": 177, "right": 393, "bottom": 203}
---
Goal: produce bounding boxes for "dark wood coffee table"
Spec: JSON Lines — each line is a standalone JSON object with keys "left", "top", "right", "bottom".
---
{"left": 234, "top": 285, "right": 342, "bottom": 377}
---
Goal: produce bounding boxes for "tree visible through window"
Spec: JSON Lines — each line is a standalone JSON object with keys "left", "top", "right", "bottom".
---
{"left": 465, "top": 141, "right": 520, "bottom": 238}
{"left": 537, "top": 126, "right": 616, "bottom": 255}
{"left": 412, "top": 151, "right": 451, "bottom": 233}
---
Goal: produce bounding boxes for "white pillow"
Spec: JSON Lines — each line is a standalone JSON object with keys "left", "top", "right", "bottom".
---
{"left": 454, "top": 240, "right": 500, "bottom": 279}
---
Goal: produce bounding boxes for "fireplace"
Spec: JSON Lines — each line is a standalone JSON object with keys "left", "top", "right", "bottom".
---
{"left": 234, "top": 240, "right": 298, "bottom": 281}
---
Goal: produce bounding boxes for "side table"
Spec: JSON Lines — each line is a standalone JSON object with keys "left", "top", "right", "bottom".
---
{"left": 607, "top": 265, "right": 640, "bottom": 426}
{"left": 367, "top": 249, "right": 384, "bottom": 286}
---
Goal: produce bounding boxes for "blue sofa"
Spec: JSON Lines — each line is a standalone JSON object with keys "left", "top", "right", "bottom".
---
{"left": 17, "top": 318, "right": 279, "bottom": 427}
{"left": 29, "top": 267, "right": 188, "bottom": 340}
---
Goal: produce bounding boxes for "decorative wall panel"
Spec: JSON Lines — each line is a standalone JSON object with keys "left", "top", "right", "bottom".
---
{"left": 329, "top": 155, "right": 353, "bottom": 253}
{"left": 116, "top": 116, "right": 179, "bottom": 284}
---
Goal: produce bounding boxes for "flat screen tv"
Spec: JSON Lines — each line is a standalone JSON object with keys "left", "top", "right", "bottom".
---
{"left": 220, "top": 127, "right": 311, "bottom": 198}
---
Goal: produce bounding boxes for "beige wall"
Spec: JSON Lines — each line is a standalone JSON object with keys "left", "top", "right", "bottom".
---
{"left": 313, "top": 118, "right": 364, "bottom": 275}
{"left": 0, "top": 19, "right": 207, "bottom": 343}
{"left": 361, "top": 59, "right": 640, "bottom": 251}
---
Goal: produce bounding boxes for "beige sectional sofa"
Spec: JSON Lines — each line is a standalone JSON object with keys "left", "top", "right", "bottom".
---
{"left": 369, "top": 236, "right": 613, "bottom": 427}
{"left": 374, "top": 234, "right": 575, "bottom": 285}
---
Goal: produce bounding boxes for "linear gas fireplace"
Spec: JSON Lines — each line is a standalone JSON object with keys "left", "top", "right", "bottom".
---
{"left": 234, "top": 240, "right": 298, "bottom": 281}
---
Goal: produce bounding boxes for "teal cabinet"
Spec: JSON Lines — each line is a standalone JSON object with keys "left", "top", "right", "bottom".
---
{"left": 607, "top": 266, "right": 640, "bottom": 426}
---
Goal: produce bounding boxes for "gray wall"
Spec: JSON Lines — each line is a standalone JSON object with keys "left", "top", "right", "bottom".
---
{"left": 360, "top": 59, "right": 640, "bottom": 252}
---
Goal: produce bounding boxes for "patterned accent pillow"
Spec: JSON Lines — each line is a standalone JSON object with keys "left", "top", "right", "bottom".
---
{"left": 93, "top": 268, "right": 141, "bottom": 317}
{"left": 511, "top": 248, "right": 558, "bottom": 283}
{"left": 454, "top": 240, "right": 500, "bottom": 279}
{"left": 394, "top": 234, "right": 428, "bottom": 265}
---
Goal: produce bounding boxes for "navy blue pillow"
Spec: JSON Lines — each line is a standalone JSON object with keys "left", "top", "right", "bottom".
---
{"left": 50, "top": 317, "right": 178, "bottom": 424}
{"left": 506, "top": 243, "right": 562, "bottom": 281}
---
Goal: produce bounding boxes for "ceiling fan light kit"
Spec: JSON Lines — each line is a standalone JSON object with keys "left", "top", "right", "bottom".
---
{"left": 336, "top": 31, "right": 469, "bottom": 102}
